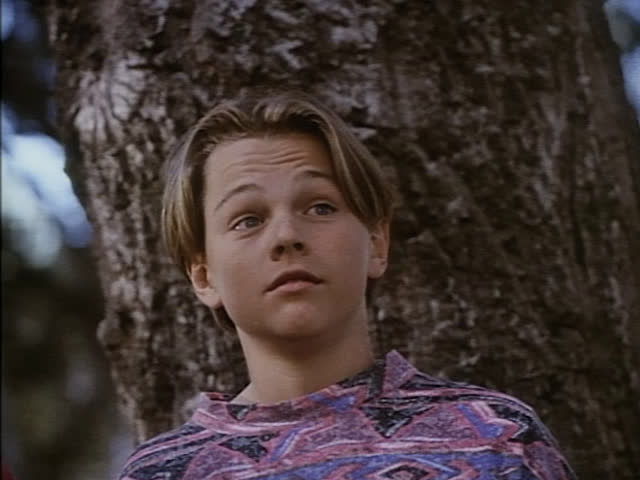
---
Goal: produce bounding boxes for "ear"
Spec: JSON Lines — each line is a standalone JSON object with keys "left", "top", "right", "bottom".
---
{"left": 367, "top": 220, "right": 390, "bottom": 279}
{"left": 188, "top": 254, "right": 223, "bottom": 309}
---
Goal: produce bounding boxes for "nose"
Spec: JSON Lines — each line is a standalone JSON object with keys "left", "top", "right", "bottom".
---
{"left": 269, "top": 214, "right": 307, "bottom": 261}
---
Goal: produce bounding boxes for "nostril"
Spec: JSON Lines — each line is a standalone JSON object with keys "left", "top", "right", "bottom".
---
{"left": 271, "top": 239, "right": 305, "bottom": 259}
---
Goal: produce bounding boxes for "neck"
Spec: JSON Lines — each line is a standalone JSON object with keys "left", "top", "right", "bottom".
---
{"left": 235, "top": 318, "right": 374, "bottom": 405}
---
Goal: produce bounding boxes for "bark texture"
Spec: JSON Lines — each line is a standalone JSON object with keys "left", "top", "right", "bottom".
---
{"left": 47, "top": 1, "right": 640, "bottom": 478}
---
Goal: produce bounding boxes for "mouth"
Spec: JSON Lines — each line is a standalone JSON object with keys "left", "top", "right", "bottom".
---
{"left": 266, "top": 269, "right": 321, "bottom": 293}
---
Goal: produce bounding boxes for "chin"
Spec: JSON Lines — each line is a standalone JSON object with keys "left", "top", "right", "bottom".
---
{"left": 247, "top": 307, "right": 335, "bottom": 341}
{"left": 272, "top": 314, "right": 332, "bottom": 339}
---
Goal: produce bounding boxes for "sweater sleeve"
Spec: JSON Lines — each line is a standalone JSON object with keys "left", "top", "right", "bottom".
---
{"left": 506, "top": 405, "right": 577, "bottom": 480}
{"left": 523, "top": 439, "right": 578, "bottom": 480}
{"left": 482, "top": 395, "right": 577, "bottom": 480}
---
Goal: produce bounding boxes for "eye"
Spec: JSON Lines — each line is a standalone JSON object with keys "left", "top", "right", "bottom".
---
{"left": 232, "top": 215, "right": 262, "bottom": 230}
{"left": 308, "top": 203, "right": 337, "bottom": 216}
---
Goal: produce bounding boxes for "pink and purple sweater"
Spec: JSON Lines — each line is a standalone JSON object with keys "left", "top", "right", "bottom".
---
{"left": 118, "top": 351, "right": 576, "bottom": 479}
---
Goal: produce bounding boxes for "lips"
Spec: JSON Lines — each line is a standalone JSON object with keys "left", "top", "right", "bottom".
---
{"left": 266, "top": 269, "right": 321, "bottom": 292}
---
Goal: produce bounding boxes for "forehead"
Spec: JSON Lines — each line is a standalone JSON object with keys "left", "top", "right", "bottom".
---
{"left": 204, "top": 133, "right": 335, "bottom": 184}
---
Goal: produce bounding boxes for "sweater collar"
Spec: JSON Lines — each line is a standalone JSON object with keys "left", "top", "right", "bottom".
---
{"left": 192, "top": 350, "right": 416, "bottom": 426}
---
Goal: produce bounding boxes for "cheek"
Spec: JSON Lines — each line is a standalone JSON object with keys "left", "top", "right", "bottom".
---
{"left": 217, "top": 252, "right": 262, "bottom": 296}
{"left": 332, "top": 228, "right": 371, "bottom": 268}
{"left": 219, "top": 253, "right": 242, "bottom": 281}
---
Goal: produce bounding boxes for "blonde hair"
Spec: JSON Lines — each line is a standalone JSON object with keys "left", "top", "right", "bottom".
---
{"left": 162, "top": 90, "right": 393, "bottom": 330}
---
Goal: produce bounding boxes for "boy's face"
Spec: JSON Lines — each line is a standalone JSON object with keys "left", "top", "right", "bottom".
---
{"left": 188, "top": 133, "right": 389, "bottom": 341}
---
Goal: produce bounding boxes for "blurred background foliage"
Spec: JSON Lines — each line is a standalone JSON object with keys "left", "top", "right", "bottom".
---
{"left": 1, "top": 0, "right": 639, "bottom": 479}
{"left": 1, "top": 0, "right": 131, "bottom": 478}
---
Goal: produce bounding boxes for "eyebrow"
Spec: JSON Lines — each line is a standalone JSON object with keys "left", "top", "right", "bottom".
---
{"left": 213, "top": 169, "right": 336, "bottom": 212}
{"left": 214, "top": 183, "right": 263, "bottom": 212}
{"left": 294, "top": 168, "right": 335, "bottom": 183}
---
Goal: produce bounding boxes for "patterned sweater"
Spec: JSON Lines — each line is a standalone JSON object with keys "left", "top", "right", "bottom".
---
{"left": 118, "top": 351, "right": 576, "bottom": 480}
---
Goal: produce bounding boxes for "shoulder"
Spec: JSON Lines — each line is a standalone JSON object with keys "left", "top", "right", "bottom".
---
{"left": 117, "top": 423, "right": 222, "bottom": 480}
{"left": 398, "top": 369, "right": 557, "bottom": 444}
{"left": 389, "top": 370, "right": 577, "bottom": 479}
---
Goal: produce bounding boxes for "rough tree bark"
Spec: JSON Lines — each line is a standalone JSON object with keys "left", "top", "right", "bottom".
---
{"left": 47, "top": 1, "right": 640, "bottom": 478}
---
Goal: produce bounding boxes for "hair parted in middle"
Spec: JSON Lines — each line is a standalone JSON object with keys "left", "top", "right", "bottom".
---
{"left": 161, "top": 89, "right": 394, "bottom": 331}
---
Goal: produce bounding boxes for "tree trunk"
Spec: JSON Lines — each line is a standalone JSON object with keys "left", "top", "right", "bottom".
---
{"left": 47, "top": 1, "right": 640, "bottom": 478}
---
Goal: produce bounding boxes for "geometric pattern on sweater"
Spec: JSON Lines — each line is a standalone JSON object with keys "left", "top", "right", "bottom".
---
{"left": 118, "top": 351, "right": 576, "bottom": 480}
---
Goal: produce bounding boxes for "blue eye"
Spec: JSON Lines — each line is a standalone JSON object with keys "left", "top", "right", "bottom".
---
{"left": 309, "top": 203, "right": 336, "bottom": 216}
{"left": 232, "top": 216, "right": 262, "bottom": 230}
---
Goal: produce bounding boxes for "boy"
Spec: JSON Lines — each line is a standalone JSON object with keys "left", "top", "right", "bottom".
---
{"left": 118, "top": 91, "right": 576, "bottom": 479}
